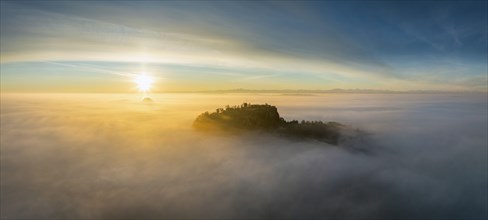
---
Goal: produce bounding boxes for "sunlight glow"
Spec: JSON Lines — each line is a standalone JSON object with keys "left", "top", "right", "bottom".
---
{"left": 134, "top": 73, "right": 154, "bottom": 92}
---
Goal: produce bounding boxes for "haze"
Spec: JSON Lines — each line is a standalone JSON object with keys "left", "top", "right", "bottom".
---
{"left": 1, "top": 93, "right": 487, "bottom": 219}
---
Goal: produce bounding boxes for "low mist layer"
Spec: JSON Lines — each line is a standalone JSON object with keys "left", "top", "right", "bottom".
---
{"left": 1, "top": 93, "right": 487, "bottom": 219}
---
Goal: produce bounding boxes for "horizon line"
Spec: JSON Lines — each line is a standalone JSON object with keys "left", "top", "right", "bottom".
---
{"left": 1, "top": 88, "right": 487, "bottom": 94}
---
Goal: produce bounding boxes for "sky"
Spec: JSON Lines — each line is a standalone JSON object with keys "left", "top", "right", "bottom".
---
{"left": 1, "top": 1, "right": 487, "bottom": 92}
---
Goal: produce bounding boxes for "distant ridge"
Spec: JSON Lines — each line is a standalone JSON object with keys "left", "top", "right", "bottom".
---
{"left": 170, "top": 88, "right": 484, "bottom": 94}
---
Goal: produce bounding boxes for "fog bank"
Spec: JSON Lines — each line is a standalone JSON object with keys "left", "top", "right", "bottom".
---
{"left": 1, "top": 93, "right": 487, "bottom": 219}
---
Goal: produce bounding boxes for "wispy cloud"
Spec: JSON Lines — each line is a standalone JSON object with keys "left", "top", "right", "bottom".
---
{"left": 0, "top": 1, "right": 486, "bottom": 91}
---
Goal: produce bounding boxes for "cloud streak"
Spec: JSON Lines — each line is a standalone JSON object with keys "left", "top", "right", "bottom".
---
{"left": 1, "top": 1, "right": 486, "bottom": 91}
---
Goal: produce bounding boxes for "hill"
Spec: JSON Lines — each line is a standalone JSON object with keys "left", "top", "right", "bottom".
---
{"left": 193, "top": 103, "right": 345, "bottom": 145}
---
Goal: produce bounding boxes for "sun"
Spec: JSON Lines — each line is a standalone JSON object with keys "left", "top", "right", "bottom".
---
{"left": 134, "top": 73, "right": 154, "bottom": 92}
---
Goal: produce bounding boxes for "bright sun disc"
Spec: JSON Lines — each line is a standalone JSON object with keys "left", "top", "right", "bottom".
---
{"left": 134, "top": 74, "right": 153, "bottom": 92}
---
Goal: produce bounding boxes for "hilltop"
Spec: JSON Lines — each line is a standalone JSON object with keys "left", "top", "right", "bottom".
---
{"left": 193, "top": 103, "right": 346, "bottom": 145}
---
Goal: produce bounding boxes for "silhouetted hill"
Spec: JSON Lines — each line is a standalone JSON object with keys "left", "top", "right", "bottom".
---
{"left": 193, "top": 103, "right": 346, "bottom": 145}
{"left": 184, "top": 88, "right": 477, "bottom": 94}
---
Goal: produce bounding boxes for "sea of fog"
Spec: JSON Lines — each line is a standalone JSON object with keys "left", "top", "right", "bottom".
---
{"left": 1, "top": 93, "right": 487, "bottom": 219}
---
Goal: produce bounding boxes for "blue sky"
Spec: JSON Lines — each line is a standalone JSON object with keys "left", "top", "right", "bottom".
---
{"left": 1, "top": 1, "right": 486, "bottom": 92}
